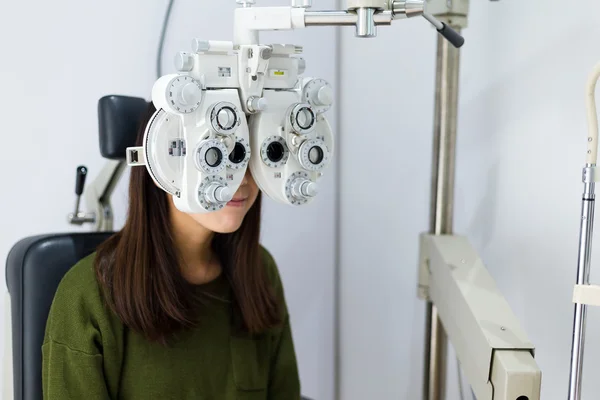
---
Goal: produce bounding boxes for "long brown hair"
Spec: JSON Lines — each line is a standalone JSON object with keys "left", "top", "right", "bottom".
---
{"left": 94, "top": 102, "right": 281, "bottom": 344}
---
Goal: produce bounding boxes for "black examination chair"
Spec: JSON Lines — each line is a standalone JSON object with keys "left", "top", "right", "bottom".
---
{"left": 5, "top": 95, "right": 314, "bottom": 400}
{"left": 5, "top": 94, "right": 146, "bottom": 400}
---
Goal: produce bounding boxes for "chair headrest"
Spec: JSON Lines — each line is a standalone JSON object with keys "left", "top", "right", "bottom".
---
{"left": 98, "top": 95, "right": 149, "bottom": 160}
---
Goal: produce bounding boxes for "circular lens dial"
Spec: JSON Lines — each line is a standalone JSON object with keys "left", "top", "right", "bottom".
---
{"left": 167, "top": 76, "right": 203, "bottom": 114}
{"left": 196, "top": 139, "right": 228, "bottom": 174}
{"left": 289, "top": 103, "right": 316, "bottom": 135}
{"left": 261, "top": 136, "right": 290, "bottom": 168}
{"left": 226, "top": 136, "right": 251, "bottom": 170}
{"left": 209, "top": 102, "right": 242, "bottom": 135}
{"left": 298, "top": 138, "right": 330, "bottom": 172}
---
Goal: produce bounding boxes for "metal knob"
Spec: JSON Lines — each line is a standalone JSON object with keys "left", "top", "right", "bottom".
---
{"left": 291, "top": 178, "right": 318, "bottom": 199}
{"left": 205, "top": 183, "right": 233, "bottom": 204}
{"left": 179, "top": 83, "right": 203, "bottom": 106}
{"left": 356, "top": 8, "right": 377, "bottom": 38}
{"left": 315, "top": 86, "right": 333, "bottom": 106}
{"left": 175, "top": 52, "right": 194, "bottom": 71}
{"left": 247, "top": 96, "right": 268, "bottom": 113}
{"left": 390, "top": 0, "right": 424, "bottom": 18}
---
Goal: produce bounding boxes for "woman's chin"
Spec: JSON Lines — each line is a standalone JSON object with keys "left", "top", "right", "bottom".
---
{"left": 212, "top": 210, "right": 246, "bottom": 233}
{"left": 187, "top": 199, "right": 252, "bottom": 234}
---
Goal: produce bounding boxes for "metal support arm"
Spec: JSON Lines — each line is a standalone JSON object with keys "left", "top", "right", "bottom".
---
{"left": 232, "top": 0, "right": 464, "bottom": 46}
{"left": 68, "top": 160, "right": 126, "bottom": 232}
{"left": 84, "top": 160, "right": 126, "bottom": 232}
{"left": 419, "top": 234, "right": 542, "bottom": 400}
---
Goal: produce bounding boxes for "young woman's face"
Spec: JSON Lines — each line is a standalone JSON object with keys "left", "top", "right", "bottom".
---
{"left": 186, "top": 169, "right": 260, "bottom": 233}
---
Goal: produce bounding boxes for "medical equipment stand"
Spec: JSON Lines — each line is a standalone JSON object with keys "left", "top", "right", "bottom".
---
{"left": 567, "top": 63, "right": 600, "bottom": 400}
{"left": 419, "top": 1, "right": 541, "bottom": 399}
{"left": 421, "top": 2, "right": 465, "bottom": 398}
{"left": 229, "top": 1, "right": 540, "bottom": 398}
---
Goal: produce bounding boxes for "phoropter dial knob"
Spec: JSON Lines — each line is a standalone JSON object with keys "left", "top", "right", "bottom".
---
{"left": 167, "top": 75, "right": 204, "bottom": 113}
{"left": 291, "top": 178, "right": 318, "bottom": 198}
{"left": 204, "top": 182, "right": 233, "bottom": 204}
{"left": 209, "top": 102, "right": 242, "bottom": 135}
{"left": 289, "top": 103, "right": 316, "bottom": 135}
{"left": 302, "top": 78, "right": 333, "bottom": 114}
{"left": 175, "top": 52, "right": 195, "bottom": 72}
{"left": 247, "top": 96, "right": 268, "bottom": 113}
{"left": 197, "top": 176, "right": 232, "bottom": 211}
{"left": 285, "top": 171, "right": 318, "bottom": 205}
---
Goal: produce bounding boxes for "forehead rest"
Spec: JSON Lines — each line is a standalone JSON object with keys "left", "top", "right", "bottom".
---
{"left": 98, "top": 95, "right": 149, "bottom": 160}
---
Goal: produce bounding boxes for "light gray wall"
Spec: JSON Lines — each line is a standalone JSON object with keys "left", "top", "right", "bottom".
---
{"left": 338, "top": 0, "right": 600, "bottom": 399}
{"left": 0, "top": 1, "right": 337, "bottom": 399}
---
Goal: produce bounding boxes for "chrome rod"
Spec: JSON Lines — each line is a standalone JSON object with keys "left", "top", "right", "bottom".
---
{"left": 304, "top": 10, "right": 392, "bottom": 26}
{"left": 568, "top": 174, "right": 596, "bottom": 400}
{"left": 423, "top": 25, "right": 462, "bottom": 400}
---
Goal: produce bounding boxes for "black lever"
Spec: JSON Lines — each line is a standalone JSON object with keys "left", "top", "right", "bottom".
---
{"left": 68, "top": 165, "right": 95, "bottom": 225}
{"left": 423, "top": 12, "right": 465, "bottom": 48}
{"left": 436, "top": 22, "right": 464, "bottom": 48}
{"left": 75, "top": 165, "right": 88, "bottom": 196}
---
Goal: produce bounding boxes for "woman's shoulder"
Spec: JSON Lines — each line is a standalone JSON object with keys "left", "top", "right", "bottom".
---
{"left": 54, "top": 252, "right": 102, "bottom": 304}
{"left": 44, "top": 252, "right": 116, "bottom": 351}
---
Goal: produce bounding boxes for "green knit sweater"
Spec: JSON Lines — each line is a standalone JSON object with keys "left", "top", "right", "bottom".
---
{"left": 41, "top": 248, "right": 301, "bottom": 400}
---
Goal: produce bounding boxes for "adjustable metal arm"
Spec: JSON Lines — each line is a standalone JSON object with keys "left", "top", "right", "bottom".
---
{"left": 67, "top": 160, "right": 126, "bottom": 232}
{"left": 419, "top": 234, "right": 542, "bottom": 399}
{"left": 233, "top": 0, "right": 465, "bottom": 47}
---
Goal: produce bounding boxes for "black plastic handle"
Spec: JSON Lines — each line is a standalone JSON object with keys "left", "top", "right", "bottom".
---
{"left": 75, "top": 166, "right": 88, "bottom": 196}
{"left": 438, "top": 23, "right": 465, "bottom": 48}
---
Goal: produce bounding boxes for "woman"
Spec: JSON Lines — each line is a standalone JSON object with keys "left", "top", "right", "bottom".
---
{"left": 41, "top": 102, "right": 301, "bottom": 399}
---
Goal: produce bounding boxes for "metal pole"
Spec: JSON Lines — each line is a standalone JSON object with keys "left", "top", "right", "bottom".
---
{"left": 568, "top": 173, "right": 596, "bottom": 400}
{"left": 423, "top": 27, "right": 461, "bottom": 400}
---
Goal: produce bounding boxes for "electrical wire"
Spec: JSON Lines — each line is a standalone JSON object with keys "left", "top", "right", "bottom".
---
{"left": 157, "top": 0, "right": 176, "bottom": 79}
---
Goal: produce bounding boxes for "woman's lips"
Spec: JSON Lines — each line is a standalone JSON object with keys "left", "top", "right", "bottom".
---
{"left": 227, "top": 197, "right": 247, "bottom": 207}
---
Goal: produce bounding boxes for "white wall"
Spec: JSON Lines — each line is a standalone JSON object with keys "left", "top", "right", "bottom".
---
{"left": 0, "top": 1, "right": 337, "bottom": 399}
{"left": 339, "top": 0, "right": 600, "bottom": 399}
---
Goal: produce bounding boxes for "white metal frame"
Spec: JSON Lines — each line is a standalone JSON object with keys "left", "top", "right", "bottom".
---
{"left": 419, "top": 234, "right": 541, "bottom": 399}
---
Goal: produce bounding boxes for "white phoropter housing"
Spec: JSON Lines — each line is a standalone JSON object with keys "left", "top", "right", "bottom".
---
{"left": 127, "top": 39, "right": 336, "bottom": 211}
{"left": 127, "top": 74, "right": 250, "bottom": 213}
{"left": 125, "top": 0, "right": 464, "bottom": 214}
{"left": 126, "top": 45, "right": 252, "bottom": 213}
{"left": 249, "top": 77, "right": 334, "bottom": 206}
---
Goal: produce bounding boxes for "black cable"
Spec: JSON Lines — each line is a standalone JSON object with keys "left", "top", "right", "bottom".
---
{"left": 157, "top": 0, "right": 176, "bottom": 78}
